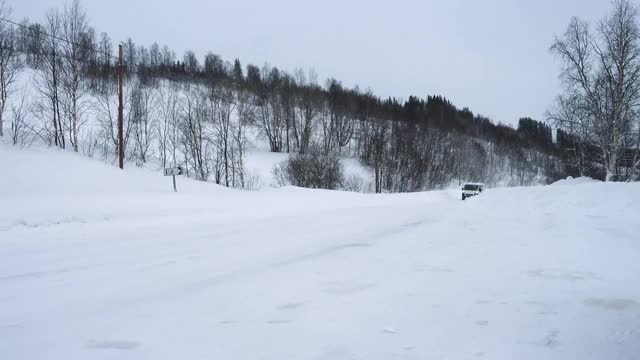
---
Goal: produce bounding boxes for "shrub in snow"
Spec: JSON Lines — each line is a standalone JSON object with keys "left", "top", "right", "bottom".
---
{"left": 243, "top": 172, "right": 263, "bottom": 191}
{"left": 342, "top": 174, "right": 365, "bottom": 192}
{"left": 273, "top": 151, "right": 344, "bottom": 190}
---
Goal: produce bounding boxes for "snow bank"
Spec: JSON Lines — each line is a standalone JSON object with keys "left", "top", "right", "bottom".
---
{"left": 551, "top": 176, "right": 600, "bottom": 186}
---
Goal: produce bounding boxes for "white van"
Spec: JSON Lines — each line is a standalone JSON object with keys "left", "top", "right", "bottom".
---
{"left": 462, "top": 183, "right": 484, "bottom": 200}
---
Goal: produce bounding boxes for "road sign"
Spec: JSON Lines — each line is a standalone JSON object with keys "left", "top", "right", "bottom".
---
{"left": 163, "top": 166, "right": 184, "bottom": 192}
{"left": 164, "top": 167, "right": 184, "bottom": 176}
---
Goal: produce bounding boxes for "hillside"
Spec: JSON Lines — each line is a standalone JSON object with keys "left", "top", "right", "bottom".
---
{"left": 1, "top": 144, "right": 639, "bottom": 359}
{"left": 2, "top": 8, "right": 567, "bottom": 193}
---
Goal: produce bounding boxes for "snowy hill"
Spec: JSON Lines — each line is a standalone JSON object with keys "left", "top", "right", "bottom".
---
{"left": 1, "top": 144, "right": 639, "bottom": 360}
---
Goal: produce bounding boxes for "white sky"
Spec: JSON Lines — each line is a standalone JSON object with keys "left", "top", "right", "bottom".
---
{"left": 12, "top": 0, "right": 616, "bottom": 126}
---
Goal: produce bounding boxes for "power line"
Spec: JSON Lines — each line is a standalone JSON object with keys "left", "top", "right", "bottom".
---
{"left": 4, "top": 44, "right": 237, "bottom": 105}
{"left": 0, "top": 16, "right": 119, "bottom": 62}
{"left": 0, "top": 45, "right": 114, "bottom": 67}
{"left": 1, "top": 16, "right": 235, "bottom": 104}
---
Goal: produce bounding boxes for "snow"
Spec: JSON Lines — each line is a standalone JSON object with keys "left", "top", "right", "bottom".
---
{"left": 243, "top": 150, "right": 288, "bottom": 188}
{"left": 1, "top": 143, "right": 640, "bottom": 360}
{"left": 242, "top": 129, "right": 374, "bottom": 190}
{"left": 551, "top": 176, "right": 600, "bottom": 186}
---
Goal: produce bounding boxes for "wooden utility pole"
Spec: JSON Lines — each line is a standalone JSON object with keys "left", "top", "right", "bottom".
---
{"left": 118, "top": 44, "right": 124, "bottom": 169}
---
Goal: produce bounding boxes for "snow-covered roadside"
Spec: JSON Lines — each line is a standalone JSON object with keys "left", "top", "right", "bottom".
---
{"left": 0, "top": 144, "right": 639, "bottom": 360}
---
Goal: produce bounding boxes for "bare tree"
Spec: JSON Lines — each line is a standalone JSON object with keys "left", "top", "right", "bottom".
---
{"left": 207, "top": 84, "right": 237, "bottom": 186}
{"left": 0, "top": 0, "right": 22, "bottom": 137}
{"left": 233, "top": 82, "right": 253, "bottom": 188}
{"left": 94, "top": 85, "right": 132, "bottom": 162}
{"left": 60, "top": 0, "right": 90, "bottom": 152}
{"left": 9, "top": 87, "right": 31, "bottom": 146}
{"left": 123, "top": 38, "right": 136, "bottom": 73}
{"left": 294, "top": 68, "right": 321, "bottom": 154}
{"left": 94, "top": 32, "right": 114, "bottom": 95}
{"left": 180, "top": 89, "right": 210, "bottom": 181}
{"left": 550, "top": 0, "right": 640, "bottom": 180}
{"left": 548, "top": 95, "right": 591, "bottom": 176}
{"left": 280, "top": 73, "right": 296, "bottom": 152}
{"left": 371, "top": 117, "right": 387, "bottom": 193}
{"left": 183, "top": 50, "right": 199, "bottom": 75}
{"left": 149, "top": 42, "right": 161, "bottom": 69}
{"left": 34, "top": 8, "right": 65, "bottom": 148}
{"left": 157, "top": 84, "right": 181, "bottom": 168}
{"left": 130, "top": 81, "right": 156, "bottom": 165}
{"left": 258, "top": 65, "right": 285, "bottom": 152}
{"left": 326, "top": 79, "right": 354, "bottom": 155}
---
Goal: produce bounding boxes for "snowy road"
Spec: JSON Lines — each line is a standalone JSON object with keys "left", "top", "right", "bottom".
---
{"left": 1, "top": 147, "right": 640, "bottom": 359}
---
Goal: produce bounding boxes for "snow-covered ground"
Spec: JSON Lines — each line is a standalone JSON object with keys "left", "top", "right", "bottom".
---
{"left": 1, "top": 144, "right": 639, "bottom": 360}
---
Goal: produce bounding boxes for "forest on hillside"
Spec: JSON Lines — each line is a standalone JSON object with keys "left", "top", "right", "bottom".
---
{"left": 4, "top": 0, "right": 629, "bottom": 192}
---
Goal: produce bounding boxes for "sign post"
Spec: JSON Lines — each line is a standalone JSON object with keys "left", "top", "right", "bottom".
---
{"left": 163, "top": 166, "right": 184, "bottom": 192}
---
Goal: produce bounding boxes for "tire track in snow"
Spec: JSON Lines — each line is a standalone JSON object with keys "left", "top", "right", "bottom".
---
{"left": 106, "top": 216, "right": 434, "bottom": 309}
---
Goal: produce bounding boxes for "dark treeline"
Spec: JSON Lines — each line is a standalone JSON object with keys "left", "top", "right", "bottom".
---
{"left": 2, "top": 0, "right": 572, "bottom": 191}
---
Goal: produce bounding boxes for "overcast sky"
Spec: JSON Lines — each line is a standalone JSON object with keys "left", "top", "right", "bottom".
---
{"left": 12, "top": 0, "right": 616, "bottom": 126}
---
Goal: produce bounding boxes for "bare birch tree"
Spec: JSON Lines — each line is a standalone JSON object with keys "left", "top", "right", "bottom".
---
{"left": 294, "top": 68, "right": 321, "bottom": 154}
{"left": 180, "top": 89, "right": 210, "bottom": 181}
{"left": 9, "top": 86, "right": 31, "bottom": 146}
{"left": 60, "top": 0, "right": 90, "bottom": 152}
{"left": 130, "top": 81, "right": 156, "bottom": 165}
{"left": 0, "top": 0, "right": 22, "bottom": 137}
{"left": 34, "top": 8, "right": 65, "bottom": 148}
{"left": 157, "top": 84, "right": 181, "bottom": 168}
{"left": 550, "top": 0, "right": 640, "bottom": 180}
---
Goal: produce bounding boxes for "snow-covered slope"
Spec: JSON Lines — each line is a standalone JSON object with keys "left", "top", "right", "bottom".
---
{"left": 1, "top": 144, "right": 639, "bottom": 360}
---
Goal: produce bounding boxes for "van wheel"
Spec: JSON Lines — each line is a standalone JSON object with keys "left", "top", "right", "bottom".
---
{"left": 462, "top": 194, "right": 466, "bottom": 200}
